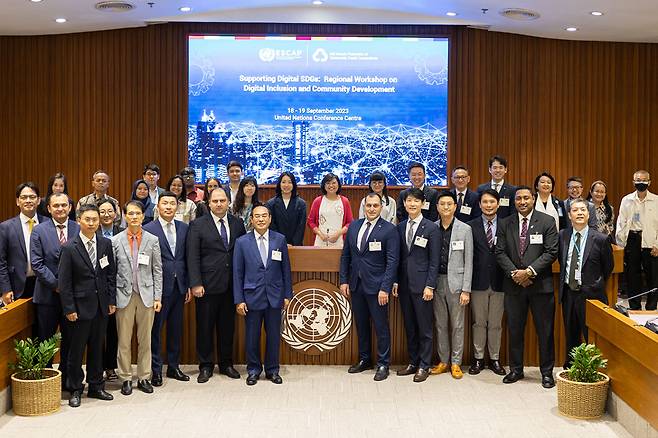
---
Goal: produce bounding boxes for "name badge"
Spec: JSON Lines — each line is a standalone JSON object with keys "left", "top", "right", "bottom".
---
{"left": 369, "top": 241, "right": 382, "bottom": 251}
{"left": 271, "top": 250, "right": 282, "bottom": 261}
{"left": 557, "top": 207, "right": 564, "bottom": 217}
{"left": 633, "top": 213, "right": 641, "bottom": 222}
{"left": 138, "top": 254, "right": 150, "bottom": 265}
{"left": 500, "top": 198, "right": 510, "bottom": 207}
{"left": 451, "top": 240, "right": 464, "bottom": 251}
{"left": 530, "top": 234, "right": 543, "bottom": 244}
{"left": 421, "top": 201, "right": 430, "bottom": 210}
{"left": 99, "top": 255, "right": 109, "bottom": 269}
{"left": 460, "top": 205, "right": 472, "bottom": 215}
{"left": 414, "top": 236, "right": 428, "bottom": 248}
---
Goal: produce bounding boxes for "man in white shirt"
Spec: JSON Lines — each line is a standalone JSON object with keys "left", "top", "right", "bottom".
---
{"left": 616, "top": 170, "right": 658, "bottom": 310}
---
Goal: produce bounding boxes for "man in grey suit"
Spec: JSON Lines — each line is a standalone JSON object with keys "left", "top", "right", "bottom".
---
{"left": 112, "top": 200, "right": 163, "bottom": 396}
{"left": 496, "top": 186, "right": 558, "bottom": 388}
{"left": 430, "top": 191, "right": 473, "bottom": 380}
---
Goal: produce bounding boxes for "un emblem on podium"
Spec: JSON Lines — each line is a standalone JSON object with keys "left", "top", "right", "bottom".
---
{"left": 281, "top": 280, "right": 352, "bottom": 355}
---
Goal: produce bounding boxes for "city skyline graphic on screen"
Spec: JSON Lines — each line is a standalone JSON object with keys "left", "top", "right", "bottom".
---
{"left": 188, "top": 35, "right": 449, "bottom": 185}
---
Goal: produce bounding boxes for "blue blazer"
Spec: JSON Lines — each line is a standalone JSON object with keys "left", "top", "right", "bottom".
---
{"left": 467, "top": 216, "right": 504, "bottom": 292}
{"left": 0, "top": 214, "right": 47, "bottom": 298}
{"left": 339, "top": 217, "right": 399, "bottom": 295}
{"left": 30, "top": 220, "right": 80, "bottom": 305}
{"left": 143, "top": 219, "right": 189, "bottom": 297}
{"left": 266, "top": 196, "right": 307, "bottom": 246}
{"left": 233, "top": 230, "right": 292, "bottom": 311}
{"left": 396, "top": 217, "right": 440, "bottom": 295}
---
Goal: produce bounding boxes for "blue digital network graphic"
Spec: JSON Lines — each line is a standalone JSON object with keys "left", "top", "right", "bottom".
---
{"left": 188, "top": 36, "right": 449, "bottom": 185}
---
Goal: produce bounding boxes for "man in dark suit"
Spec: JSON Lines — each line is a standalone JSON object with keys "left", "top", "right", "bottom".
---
{"left": 396, "top": 162, "right": 439, "bottom": 223}
{"left": 187, "top": 187, "right": 246, "bottom": 383}
{"left": 467, "top": 189, "right": 506, "bottom": 376}
{"left": 477, "top": 155, "right": 516, "bottom": 218}
{"left": 234, "top": 205, "right": 292, "bottom": 385}
{"left": 224, "top": 160, "right": 244, "bottom": 208}
{"left": 30, "top": 193, "right": 80, "bottom": 388}
{"left": 392, "top": 188, "right": 439, "bottom": 382}
{"left": 58, "top": 204, "right": 116, "bottom": 407}
{"left": 143, "top": 163, "right": 165, "bottom": 204}
{"left": 450, "top": 166, "right": 481, "bottom": 222}
{"left": 96, "top": 198, "right": 123, "bottom": 381}
{"left": 495, "top": 186, "right": 558, "bottom": 388}
{"left": 340, "top": 193, "right": 399, "bottom": 381}
{"left": 0, "top": 182, "right": 45, "bottom": 305}
{"left": 559, "top": 198, "right": 614, "bottom": 368}
{"left": 143, "top": 191, "right": 192, "bottom": 386}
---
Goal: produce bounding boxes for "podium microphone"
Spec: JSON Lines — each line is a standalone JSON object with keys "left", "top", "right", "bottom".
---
{"left": 614, "top": 288, "right": 658, "bottom": 316}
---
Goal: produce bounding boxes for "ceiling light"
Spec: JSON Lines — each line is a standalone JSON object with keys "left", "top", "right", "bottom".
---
{"left": 446, "top": 12, "right": 458, "bottom": 17}
{"left": 565, "top": 27, "right": 578, "bottom": 32}
{"left": 590, "top": 11, "right": 604, "bottom": 16}
{"left": 29, "top": 0, "right": 44, "bottom": 3}
{"left": 179, "top": 6, "right": 192, "bottom": 12}
{"left": 55, "top": 18, "right": 67, "bottom": 23}
{"left": 312, "top": 0, "right": 324, "bottom": 5}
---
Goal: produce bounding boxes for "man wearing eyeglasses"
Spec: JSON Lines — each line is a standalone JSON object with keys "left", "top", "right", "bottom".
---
{"left": 143, "top": 163, "right": 165, "bottom": 204}
{"left": 0, "top": 182, "right": 45, "bottom": 305}
{"left": 181, "top": 167, "right": 205, "bottom": 203}
{"left": 450, "top": 166, "right": 481, "bottom": 223}
{"left": 563, "top": 176, "right": 597, "bottom": 228}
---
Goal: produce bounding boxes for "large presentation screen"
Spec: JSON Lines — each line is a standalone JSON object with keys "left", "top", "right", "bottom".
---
{"left": 188, "top": 35, "right": 449, "bottom": 185}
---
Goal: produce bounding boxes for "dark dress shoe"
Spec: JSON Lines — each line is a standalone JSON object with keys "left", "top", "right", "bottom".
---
{"left": 104, "top": 369, "right": 118, "bottom": 381}
{"left": 396, "top": 364, "right": 418, "bottom": 376}
{"left": 88, "top": 389, "right": 113, "bottom": 401}
{"left": 246, "top": 374, "right": 259, "bottom": 386}
{"left": 542, "top": 374, "right": 555, "bottom": 389}
{"left": 220, "top": 366, "right": 241, "bottom": 379}
{"left": 348, "top": 360, "right": 373, "bottom": 374}
{"left": 197, "top": 368, "right": 212, "bottom": 383}
{"left": 167, "top": 367, "right": 190, "bottom": 381}
{"left": 413, "top": 368, "right": 429, "bottom": 383}
{"left": 468, "top": 359, "right": 485, "bottom": 375}
{"left": 121, "top": 380, "right": 133, "bottom": 395}
{"left": 266, "top": 373, "right": 283, "bottom": 384}
{"left": 69, "top": 390, "right": 82, "bottom": 408}
{"left": 138, "top": 379, "right": 154, "bottom": 394}
{"left": 373, "top": 366, "right": 389, "bottom": 381}
{"left": 503, "top": 370, "right": 524, "bottom": 384}
{"left": 488, "top": 360, "right": 507, "bottom": 376}
{"left": 152, "top": 373, "right": 163, "bottom": 387}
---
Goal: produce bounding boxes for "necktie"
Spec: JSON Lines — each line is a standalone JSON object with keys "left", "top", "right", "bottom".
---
{"left": 519, "top": 217, "right": 528, "bottom": 257}
{"left": 568, "top": 232, "right": 582, "bottom": 290}
{"left": 103, "top": 229, "right": 112, "bottom": 238}
{"left": 259, "top": 235, "right": 267, "bottom": 267}
{"left": 87, "top": 240, "right": 96, "bottom": 269}
{"left": 486, "top": 220, "right": 494, "bottom": 249}
{"left": 359, "top": 221, "right": 371, "bottom": 251}
{"left": 57, "top": 224, "right": 66, "bottom": 245}
{"left": 131, "top": 235, "right": 139, "bottom": 292}
{"left": 407, "top": 221, "right": 415, "bottom": 250}
{"left": 166, "top": 222, "right": 176, "bottom": 255}
{"left": 493, "top": 183, "right": 500, "bottom": 192}
{"left": 457, "top": 193, "right": 464, "bottom": 209}
{"left": 27, "top": 218, "right": 35, "bottom": 234}
{"left": 219, "top": 218, "right": 228, "bottom": 248}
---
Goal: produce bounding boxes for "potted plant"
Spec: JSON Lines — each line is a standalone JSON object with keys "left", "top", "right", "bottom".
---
{"left": 556, "top": 343, "right": 610, "bottom": 419}
{"left": 10, "top": 333, "right": 62, "bottom": 416}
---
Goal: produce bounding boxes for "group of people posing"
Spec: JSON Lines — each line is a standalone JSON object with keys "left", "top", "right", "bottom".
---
{"left": 0, "top": 156, "right": 656, "bottom": 408}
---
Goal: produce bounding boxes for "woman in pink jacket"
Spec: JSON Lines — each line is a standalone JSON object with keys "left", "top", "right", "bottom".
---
{"left": 307, "top": 173, "right": 353, "bottom": 248}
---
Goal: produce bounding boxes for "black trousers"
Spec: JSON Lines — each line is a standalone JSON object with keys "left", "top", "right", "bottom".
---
{"left": 626, "top": 232, "right": 658, "bottom": 310}
{"left": 505, "top": 292, "right": 555, "bottom": 375}
{"left": 35, "top": 302, "right": 70, "bottom": 385}
{"left": 398, "top": 290, "right": 433, "bottom": 369}
{"left": 561, "top": 287, "right": 608, "bottom": 367}
{"left": 22, "top": 276, "right": 36, "bottom": 300}
{"left": 65, "top": 306, "right": 108, "bottom": 393}
{"left": 152, "top": 284, "right": 185, "bottom": 374}
{"left": 351, "top": 283, "right": 391, "bottom": 367}
{"left": 195, "top": 292, "right": 235, "bottom": 371}
{"left": 102, "top": 313, "right": 118, "bottom": 370}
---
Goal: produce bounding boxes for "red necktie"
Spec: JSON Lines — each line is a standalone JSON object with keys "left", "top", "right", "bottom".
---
{"left": 519, "top": 218, "right": 528, "bottom": 257}
{"left": 57, "top": 224, "right": 67, "bottom": 245}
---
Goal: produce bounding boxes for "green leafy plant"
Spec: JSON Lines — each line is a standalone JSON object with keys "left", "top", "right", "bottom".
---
{"left": 567, "top": 343, "right": 608, "bottom": 383}
{"left": 9, "top": 333, "right": 61, "bottom": 380}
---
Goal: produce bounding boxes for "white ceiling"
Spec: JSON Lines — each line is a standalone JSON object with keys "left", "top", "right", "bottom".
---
{"left": 2, "top": 0, "right": 658, "bottom": 42}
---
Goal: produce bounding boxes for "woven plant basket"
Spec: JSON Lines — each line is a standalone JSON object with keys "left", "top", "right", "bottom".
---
{"left": 11, "top": 368, "right": 61, "bottom": 416}
{"left": 556, "top": 370, "right": 609, "bottom": 419}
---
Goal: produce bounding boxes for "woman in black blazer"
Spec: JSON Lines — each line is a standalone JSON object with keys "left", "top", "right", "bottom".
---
{"left": 266, "top": 172, "right": 307, "bottom": 246}
{"left": 533, "top": 172, "right": 567, "bottom": 230}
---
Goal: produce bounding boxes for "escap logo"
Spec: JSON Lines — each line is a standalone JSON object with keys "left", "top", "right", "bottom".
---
{"left": 312, "top": 48, "right": 329, "bottom": 63}
{"left": 258, "top": 48, "right": 276, "bottom": 62}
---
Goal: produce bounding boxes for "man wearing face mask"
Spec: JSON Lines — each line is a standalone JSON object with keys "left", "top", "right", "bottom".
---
{"left": 616, "top": 170, "right": 658, "bottom": 310}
